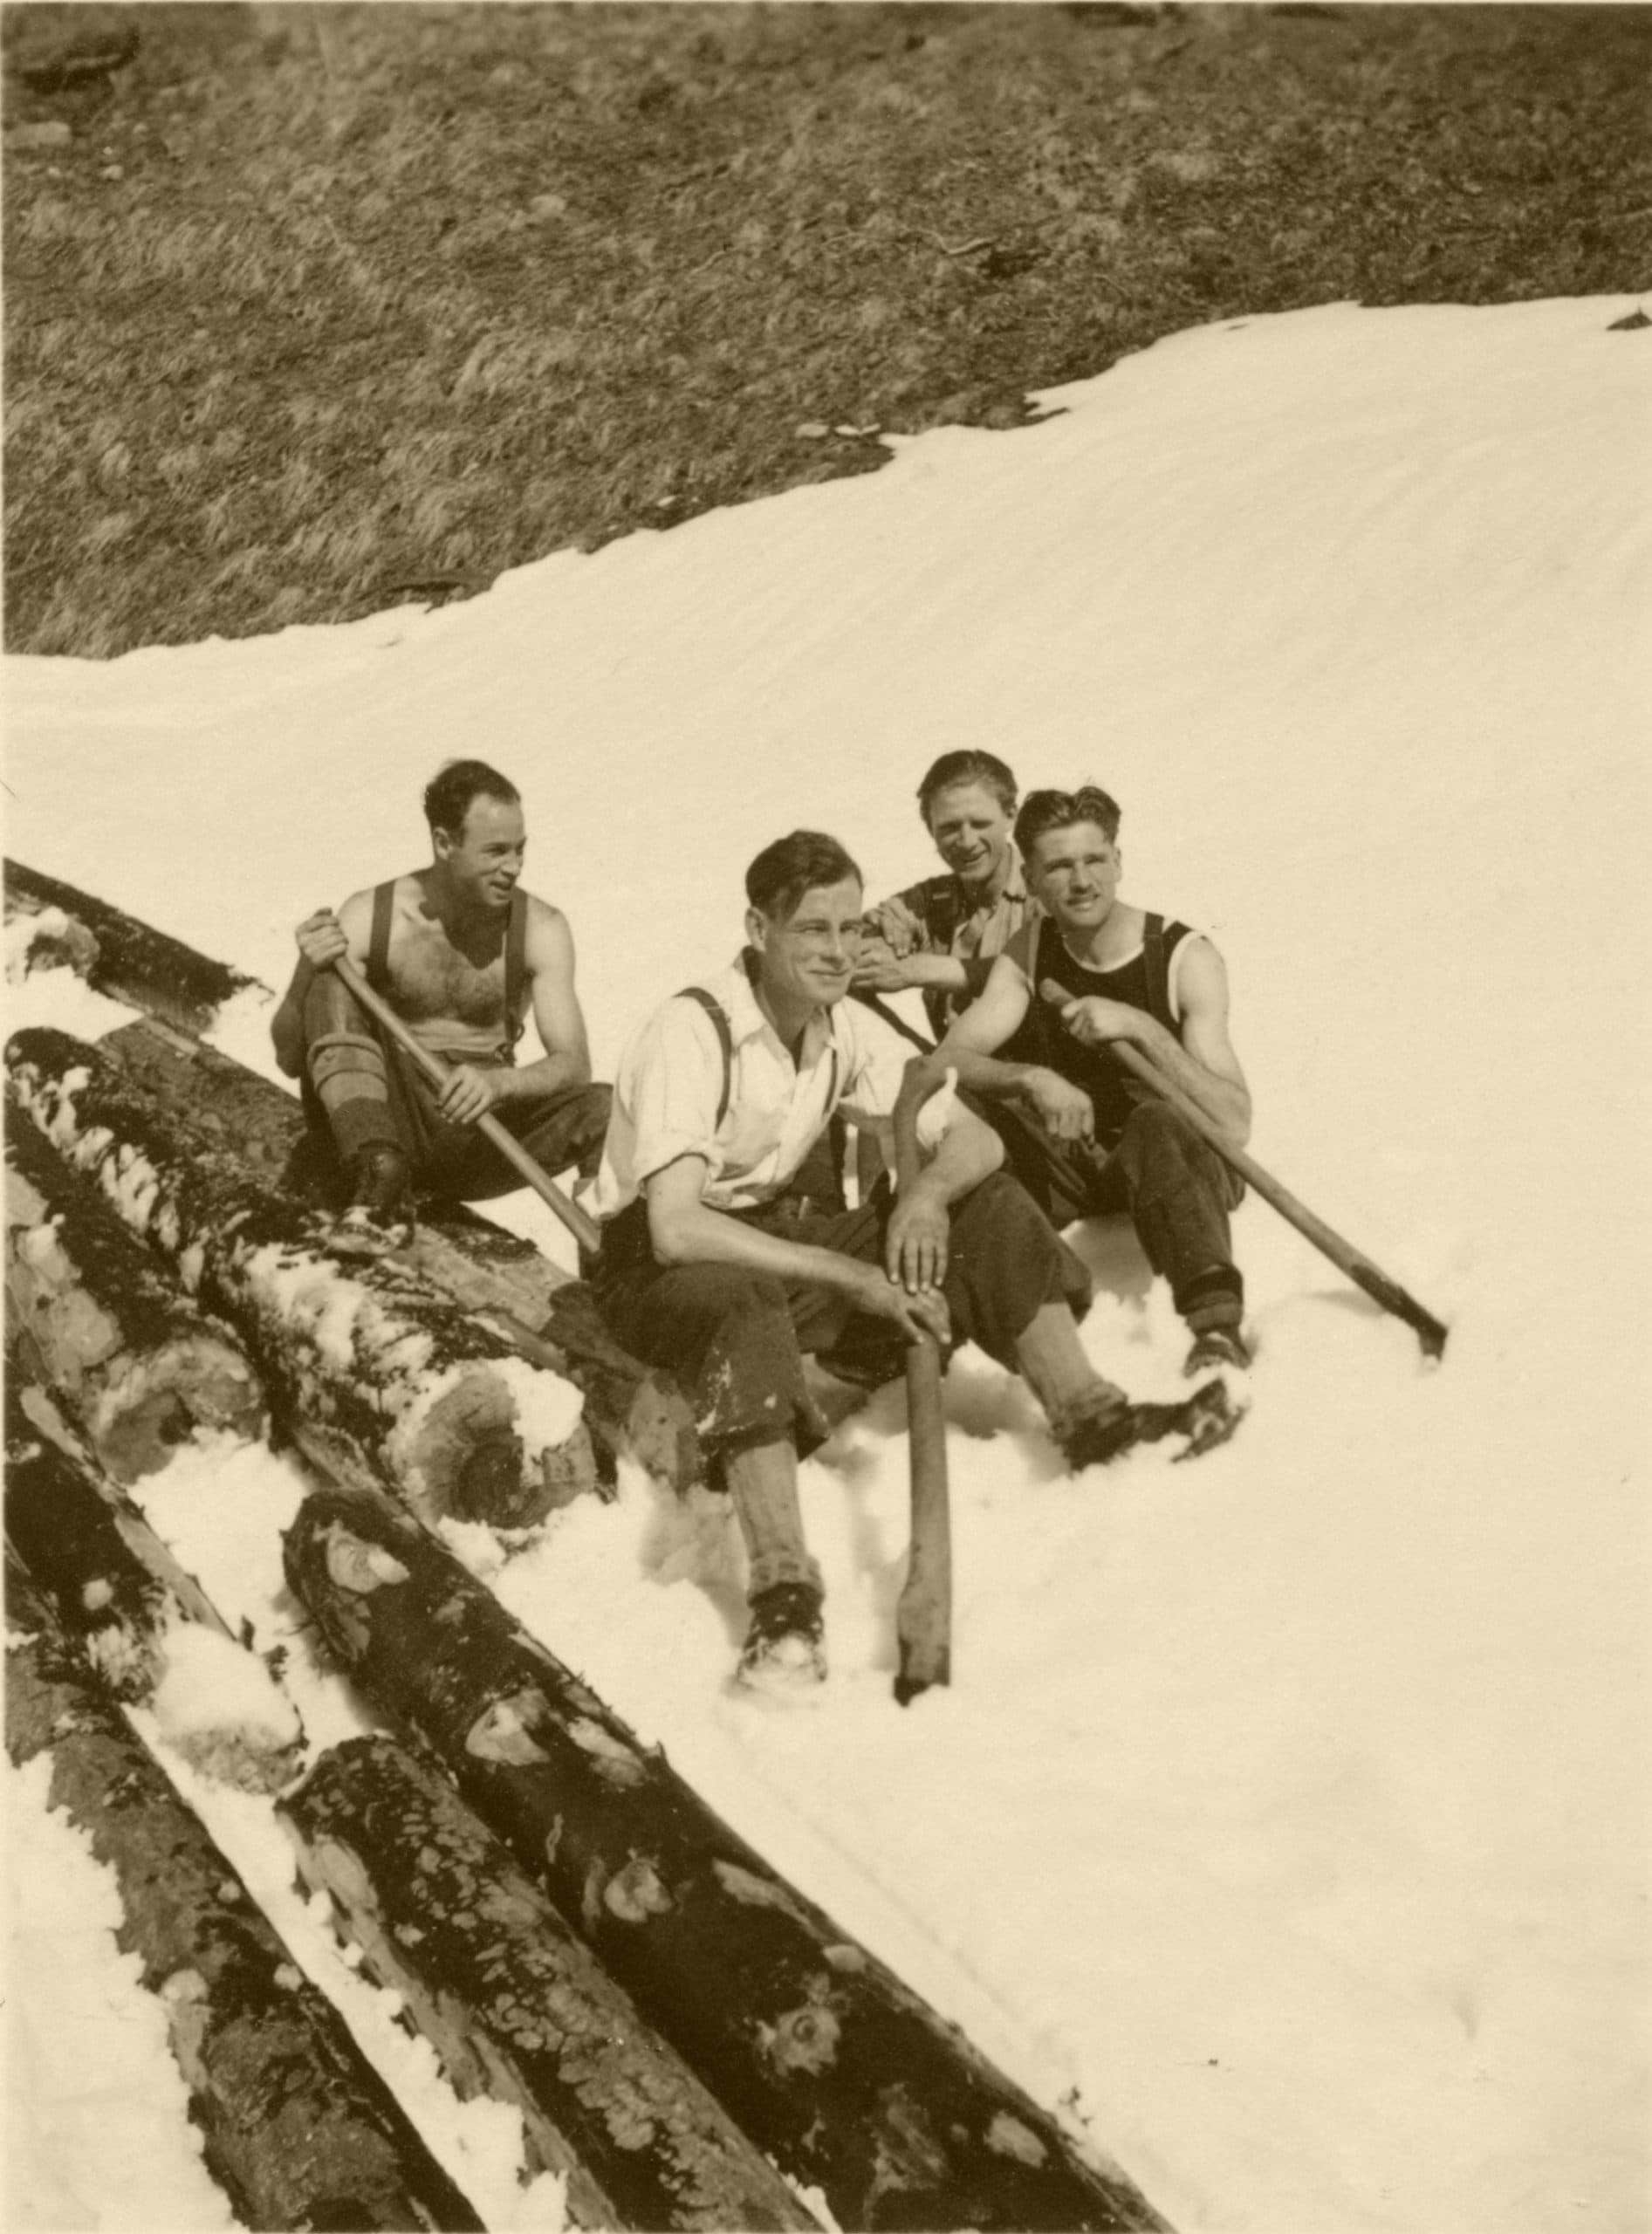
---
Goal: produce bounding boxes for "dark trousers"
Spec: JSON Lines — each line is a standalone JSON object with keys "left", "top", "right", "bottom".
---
{"left": 981, "top": 1095, "right": 1245, "bottom": 1330}
{"left": 593, "top": 1171, "right": 1092, "bottom": 1466}
{"left": 298, "top": 971, "right": 610, "bottom": 1200}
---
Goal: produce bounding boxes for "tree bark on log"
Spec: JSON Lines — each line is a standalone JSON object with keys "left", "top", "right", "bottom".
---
{"left": 284, "top": 1486, "right": 1170, "bottom": 2234}
{"left": 5, "top": 1385, "right": 180, "bottom": 1701}
{"left": 4, "top": 856, "right": 267, "bottom": 1037}
{"left": 5, "top": 1569, "right": 485, "bottom": 2234}
{"left": 8, "top": 1021, "right": 597, "bottom": 1528}
{"left": 7, "top": 1107, "right": 265, "bottom": 1479}
{"left": 5, "top": 1383, "right": 304, "bottom": 1790}
{"left": 22, "top": 1003, "right": 703, "bottom": 1493}
{"left": 283, "top": 1735, "right": 820, "bottom": 2233}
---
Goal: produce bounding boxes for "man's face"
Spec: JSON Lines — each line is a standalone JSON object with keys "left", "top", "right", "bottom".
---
{"left": 749, "top": 877, "right": 865, "bottom": 1012}
{"left": 927, "top": 781, "right": 1013, "bottom": 889}
{"left": 1029, "top": 821, "right": 1122, "bottom": 934}
{"left": 435, "top": 795, "right": 526, "bottom": 911}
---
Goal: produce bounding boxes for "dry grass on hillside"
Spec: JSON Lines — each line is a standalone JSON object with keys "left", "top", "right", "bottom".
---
{"left": 3, "top": 2, "right": 1649, "bottom": 658}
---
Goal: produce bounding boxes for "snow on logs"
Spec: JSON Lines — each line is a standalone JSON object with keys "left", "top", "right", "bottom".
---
{"left": 6, "top": 1109, "right": 264, "bottom": 1480}
{"left": 7, "top": 1021, "right": 596, "bottom": 1528}
{"left": 5, "top": 1387, "right": 305, "bottom": 1791}
{"left": 5, "top": 1570, "right": 486, "bottom": 2233}
{"left": 282, "top": 1735, "right": 820, "bottom": 2232}
{"left": 284, "top": 1485, "right": 1172, "bottom": 2234}
{"left": 4, "top": 857, "right": 268, "bottom": 1038}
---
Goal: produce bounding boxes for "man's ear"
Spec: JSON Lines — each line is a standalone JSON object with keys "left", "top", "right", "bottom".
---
{"left": 431, "top": 824, "right": 456, "bottom": 865}
{"left": 745, "top": 906, "right": 770, "bottom": 956}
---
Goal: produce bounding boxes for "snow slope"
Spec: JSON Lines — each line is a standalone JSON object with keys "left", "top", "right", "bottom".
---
{"left": 5, "top": 295, "right": 1649, "bottom": 2233}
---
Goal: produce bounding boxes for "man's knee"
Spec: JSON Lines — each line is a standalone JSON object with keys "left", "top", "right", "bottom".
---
{"left": 947, "top": 1171, "right": 1093, "bottom": 1355}
{"left": 1118, "top": 1097, "right": 1224, "bottom": 1186}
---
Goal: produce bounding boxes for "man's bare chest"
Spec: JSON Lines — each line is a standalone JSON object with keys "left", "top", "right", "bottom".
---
{"left": 391, "top": 918, "right": 507, "bottom": 1028}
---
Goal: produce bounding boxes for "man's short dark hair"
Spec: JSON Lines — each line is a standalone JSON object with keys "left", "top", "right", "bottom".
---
{"left": 745, "top": 831, "right": 863, "bottom": 922}
{"left": 423, "top": 759, "right": 521, "bottom": 837}
{"left": 1014, "top": 785, "right": 1123, "bottom": 862}
{"left": 916, "top": 750, "right": 1018, "bottom": 824}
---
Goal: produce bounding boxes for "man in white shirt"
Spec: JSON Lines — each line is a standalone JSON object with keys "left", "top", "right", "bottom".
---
{"left": 592, "top": 831, "right": 1232, "bottom": 1691}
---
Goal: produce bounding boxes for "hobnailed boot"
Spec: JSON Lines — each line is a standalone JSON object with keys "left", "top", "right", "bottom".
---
{"left": 334, "top": 1141, "right": 415, "bottom": 1250}
{"left": 1054, "top": 1379, "right": 1238, "bottom": 1470}
{"left": 736, "top": 1580, "right": 826, "bottom": 1692}
{"left": 1183, "top": 1325, "right": 1252, "bottom": 1377}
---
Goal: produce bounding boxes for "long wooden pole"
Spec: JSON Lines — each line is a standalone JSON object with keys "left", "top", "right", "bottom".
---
{"left": 1037, "top": 979, "right": 1449, "bottom": 1360}
{"left": 894, "top": 1331, "right": 952, "bottom": 1704}
{"left": 332, "top": 958, "right": 602, "bottom": 1257}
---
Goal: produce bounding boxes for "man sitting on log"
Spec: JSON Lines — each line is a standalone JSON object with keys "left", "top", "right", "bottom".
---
{"left": 896, "top": 783, "right": 1253, "bottom": 1381}
{"left": 589, "top": 829, "right": 1234, "bottom": 1692}
{"left": 271, "top": 759, "right": 610, "bottom": 1237}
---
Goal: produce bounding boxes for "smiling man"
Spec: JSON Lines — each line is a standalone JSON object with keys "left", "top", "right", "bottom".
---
{"left": 853, "top": 750, "right": 1038, "bottom": 1038}
{"left": 590, "top": 828, "right": 1230, "bottom": 1692}
{"left": 896, "top": 785, "right": 1253, "bottom": 1381}
{"left": 271, "top": 758, "right": 609, "bottom": 1235}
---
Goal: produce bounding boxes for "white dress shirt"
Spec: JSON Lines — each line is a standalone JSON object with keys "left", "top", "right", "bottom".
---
{"left": 593, "top": 954, "right": 915, "bottom": 1220}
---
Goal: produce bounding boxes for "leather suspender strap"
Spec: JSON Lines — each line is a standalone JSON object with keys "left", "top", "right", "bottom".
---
{"left": 367, "top": 881, "right": 395, "bottom": 995}
{"left": 675, "top": 988, "right": 734, "bottom": 1129}
{"left": 504, "top": 889, "right": 528, "bottom": 1052}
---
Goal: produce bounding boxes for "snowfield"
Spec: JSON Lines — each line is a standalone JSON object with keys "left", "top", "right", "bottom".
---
{"left": 5, "top": 295, "right": 1649, "bottom": 2233}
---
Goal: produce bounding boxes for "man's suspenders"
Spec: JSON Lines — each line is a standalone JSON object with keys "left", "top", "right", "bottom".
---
{"left": 366, "top": 881, "right": 527, "bottom": 1059}
{"left": 503, "top": 889, "right": 527, "bottom": 1052}
{"left": 675, "top": 987, "right": 735, "bottom": 1127}
{"left": 674, "top": 985, "right": 843, "bottom": 1141}
{"left": 367, "top": 881, "right": 394, "bottom": 994}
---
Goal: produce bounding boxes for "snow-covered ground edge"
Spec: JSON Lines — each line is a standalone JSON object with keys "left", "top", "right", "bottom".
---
{"left": 4, "top": 294, "right": 1649, "bottom": 2234}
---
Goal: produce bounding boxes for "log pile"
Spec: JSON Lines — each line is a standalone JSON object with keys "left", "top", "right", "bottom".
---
{"left": 5, "top": 857, "right": 268, "bottom": 1036}
{"left": 6, "top": 1568, "right": 486, "bottom": 2233}
{"left": 9, "top": 1021, "right": 597, "bottom": 1528}
{"left": 284, "top": 1484, "right": 1169, "bottom": 2233}
{"left": 7, "top": 1108, "right": 265, "bottom": 1480}
{"left": 4, "top": 866, "right": 1174, "bottom": 2234}
{"left": 282, "top": 1735, "right": 819, "bottom": 2231}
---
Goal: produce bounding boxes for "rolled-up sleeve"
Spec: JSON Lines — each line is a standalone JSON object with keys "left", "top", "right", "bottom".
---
{"left": 623, "top": 1002, "right": 726, "bottom": 1187}
{"left": 838, "top": 1006, "right": 918, "bottom": 1131}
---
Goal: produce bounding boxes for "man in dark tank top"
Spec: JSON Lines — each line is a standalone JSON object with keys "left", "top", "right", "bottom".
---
{"left": 895, "top": 784, "right": 1252, "bottom": 1378}
{"left": 271, "top": 758, "right": 610, "bottom": 1236}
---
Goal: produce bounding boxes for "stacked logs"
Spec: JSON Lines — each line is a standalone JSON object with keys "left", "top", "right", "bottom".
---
{"left": 284, "top": 1484, "right": 1170, "bottom": 2233}
{"left": 7, "top": 1566, "right": 488, "bottom": 2234}
{"left": 4, "top": 864, "right": 1173, "bottom": 2234}
{"left": 8, "top": 1021, "right": 598, "bottom": 1528}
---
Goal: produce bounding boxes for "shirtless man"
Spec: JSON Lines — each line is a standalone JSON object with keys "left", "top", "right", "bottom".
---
{"left": 896, "top": 784, "right": 1252, "bottom": 1378}
{"left": 271, "top": 758, "right": 609, "bottom": 1232}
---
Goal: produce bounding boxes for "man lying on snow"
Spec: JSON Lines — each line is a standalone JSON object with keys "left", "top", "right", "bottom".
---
{"left": 271, "top": 758, "right": 610, "bottom": 1238}
{"left": 851, "top": 748, "right": 1038, "bottom": 1042}
{"left": 895, "top": 784, "right": 1252, "bottom": 1382}
{"left": 587, "top": 828, "right": 1235, "bottom": 1692}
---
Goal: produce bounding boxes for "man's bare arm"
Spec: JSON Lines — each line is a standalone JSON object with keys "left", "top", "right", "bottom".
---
{"left": 485, "top": 901, "right": 593, "bottom": 1103}
{"left": 643, "top": 1156, "right": 947, "bottom": 1341}
{"left": 893, "top": 956, "right": 1094, "bottom": 1165}
{"left": 1041, "top": 938, "right": 1251, "bottom": 1143}
{"left": 270, "top": 890, "right": 374, "bottom": 1077}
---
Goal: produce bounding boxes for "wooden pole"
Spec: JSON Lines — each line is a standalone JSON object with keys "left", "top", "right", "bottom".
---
{"left": 894, "top": 1332, "right": 952, "bottom": 1703}
{"left": 1037, "top": 980, "right": 1450, "bottom": 1359}
{"left": 332, "top": 957, "right": 601, "bottom": 1257}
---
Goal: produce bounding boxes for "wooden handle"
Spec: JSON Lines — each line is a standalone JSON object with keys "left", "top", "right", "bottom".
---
{"left": 1038, "top": 978, "right": 1447, "bottom": 1359}
{"left": 333, "top": 958, "right": 602, "bottom": 1257}
{"left": 894, "top": 1332, "right": 952, "bottom": 1703}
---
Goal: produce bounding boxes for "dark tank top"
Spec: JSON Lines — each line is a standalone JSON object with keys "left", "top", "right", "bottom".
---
{"left": 1005, "top": 911, "right": 1196, "bottom": 1149}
